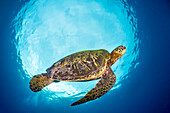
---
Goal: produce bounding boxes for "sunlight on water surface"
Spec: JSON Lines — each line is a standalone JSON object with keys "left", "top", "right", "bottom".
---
{"left": 12, "top": 0, "right": 139, "bottom": 103}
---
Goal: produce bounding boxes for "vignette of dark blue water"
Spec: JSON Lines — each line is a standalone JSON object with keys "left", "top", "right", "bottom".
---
{"left": 0, "top": 0, "right": 170, "bottom": 113}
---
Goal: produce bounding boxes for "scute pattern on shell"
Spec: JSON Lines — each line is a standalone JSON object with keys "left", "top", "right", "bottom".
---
{"left": 46, "top": 49, "right": 111, "bottom": 81}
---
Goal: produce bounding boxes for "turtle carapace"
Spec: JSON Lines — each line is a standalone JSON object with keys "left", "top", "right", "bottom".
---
{"left": 29, "top": 45, "right": 126, "bottom": 106}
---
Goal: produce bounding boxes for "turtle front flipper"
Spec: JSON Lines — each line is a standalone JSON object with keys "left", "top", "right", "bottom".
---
{"left": 71, "top": 67, "right": 116, "bottom": 106}
{"left": 29, "top": 73, "right": 54, "bottom": 92}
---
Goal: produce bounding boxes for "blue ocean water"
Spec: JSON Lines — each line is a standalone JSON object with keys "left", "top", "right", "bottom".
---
{"left": 13, "top": 0, "right": 139, "bottom": 100}
{"left": 0, "top": 0, "right": 169, "bottom": 113}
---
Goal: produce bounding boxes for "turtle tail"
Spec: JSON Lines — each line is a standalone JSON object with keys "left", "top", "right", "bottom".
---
{"left": 29, "top": 73, "right": 54, "bottom": 92}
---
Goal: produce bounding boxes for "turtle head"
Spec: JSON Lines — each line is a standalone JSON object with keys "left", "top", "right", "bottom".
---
{"left": 110, "top": 45, "right": 126, "bottom": 65}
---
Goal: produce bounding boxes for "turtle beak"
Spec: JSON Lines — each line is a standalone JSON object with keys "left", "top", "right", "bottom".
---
{"left": 120, "top": 45, "right": 126, "bottom": 55}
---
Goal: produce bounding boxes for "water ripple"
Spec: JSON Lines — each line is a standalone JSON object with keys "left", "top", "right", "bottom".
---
{"left": 12, "top": 0, "right": 139, "bottom": 102}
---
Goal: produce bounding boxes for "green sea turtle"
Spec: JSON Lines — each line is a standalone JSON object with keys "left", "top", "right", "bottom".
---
{"left": 29, "top": 45, "right": 126, "bottom": 106}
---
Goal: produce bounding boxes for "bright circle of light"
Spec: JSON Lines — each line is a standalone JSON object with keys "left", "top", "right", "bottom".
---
{"left": 13, "top": 0, "right": 139, "bottom": 100}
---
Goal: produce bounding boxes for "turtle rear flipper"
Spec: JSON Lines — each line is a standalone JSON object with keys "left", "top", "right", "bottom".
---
{"left": 71, "top": 67, "right": 116, "bottom": 106}
{"left": 29, "top": 73, "right": 54, "bottom": 92}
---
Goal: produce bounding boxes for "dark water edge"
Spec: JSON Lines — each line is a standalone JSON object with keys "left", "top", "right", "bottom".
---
{"left": 0, "top": 0, "right": 170, "bottom": 113}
